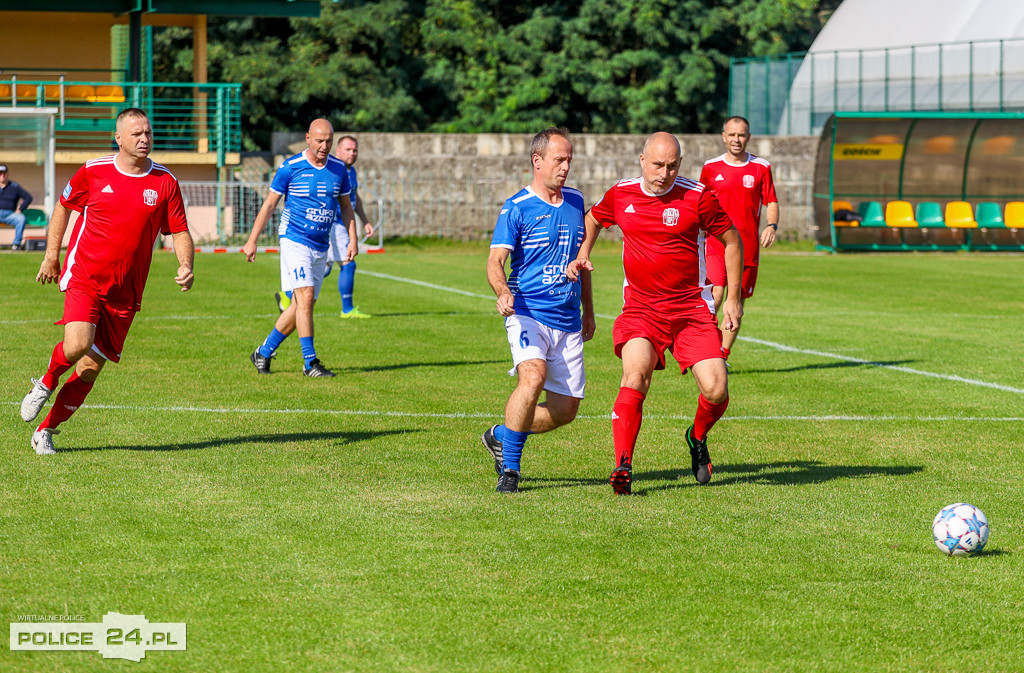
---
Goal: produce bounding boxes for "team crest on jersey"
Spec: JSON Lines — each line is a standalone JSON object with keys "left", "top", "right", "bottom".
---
{"left": 143, "top": 188, "right": 158, "bottom": 206}
{"left": 663, "top": 207, "right": 679, "bottom": 227}
{"left": 743, "top": 174, "right": 755, "bottom": 189}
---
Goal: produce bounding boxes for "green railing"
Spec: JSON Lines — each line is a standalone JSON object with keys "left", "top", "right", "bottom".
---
{"left": 0, "top": 79, "right": 241, "bottom": 165}
{"left": 731, "top": 37, "right": 1024, "bottom": 136}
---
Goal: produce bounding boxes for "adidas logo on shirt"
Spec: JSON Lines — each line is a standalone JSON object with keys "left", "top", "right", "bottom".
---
{"left": 624, "top": 204, "right": 635, "bottom": 213}
{"left": 715, "top": 174, "right": 725, "bottom": 181}
{"left": 102, "top": 184, "right": 114, "bottom": 193}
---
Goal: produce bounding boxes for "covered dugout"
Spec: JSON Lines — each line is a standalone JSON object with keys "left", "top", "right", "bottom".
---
{"left": 814, "top": 111, "right": 1024, "bottom": 251}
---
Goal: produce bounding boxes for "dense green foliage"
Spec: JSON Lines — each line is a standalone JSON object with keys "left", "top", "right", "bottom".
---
{"left": 153, "top": 0, "right": 839, "bottom": 148}
{"left": 2, "top": 244, "right": 1023, "bottom": 672}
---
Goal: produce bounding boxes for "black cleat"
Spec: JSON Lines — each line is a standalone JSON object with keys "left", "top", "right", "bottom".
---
{"left": 686, "top": 425, "right": 713, "bottom": 485}
{"left": 251, "top": 348, "right": 272, "bottom": 374}
{"left": 303, "top": 359, "right": 336, "bottom": 377}
{"left": 496, "top": 468, "right": 520, "bottom": 493}
{"left": 609, "top": 460, "right": 632, "bottom": 495}
{"left": 481, "top": 425, "right": 503, "bottom": 475}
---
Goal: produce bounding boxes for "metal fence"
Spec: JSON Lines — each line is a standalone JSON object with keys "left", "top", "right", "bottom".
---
{"left": 731, "top": 37, "right": 1024, "bottom": 136}
{"left": 1, "top": 78, "right": 241, "bottom": 164}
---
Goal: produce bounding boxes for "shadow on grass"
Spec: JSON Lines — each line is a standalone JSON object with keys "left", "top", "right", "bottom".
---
{"left": 344, "top": 359, "right": 503, "bottom": 373}
{"left": 60, "top": 428, "right": 419, "bottom": 453}
{"left": 354, "top": 311, "right": 489, "bottom": 318}
{"left": 730, "top": 359, "right": 916, "bottom": 375}
{"left": 521, "top": 460, "right": 923, "bottom": 494}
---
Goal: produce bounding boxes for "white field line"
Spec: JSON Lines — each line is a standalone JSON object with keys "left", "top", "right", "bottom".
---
{"left": 360, "top": 269, "right": 1024, "bottom": 395}
{"left": 2, "top": 401, "right": 1021, "bottom": 423}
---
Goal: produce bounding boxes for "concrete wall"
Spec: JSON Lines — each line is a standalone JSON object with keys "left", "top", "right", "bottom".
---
{"left": 273, "top": 132, "right": 820, "bottom": 240}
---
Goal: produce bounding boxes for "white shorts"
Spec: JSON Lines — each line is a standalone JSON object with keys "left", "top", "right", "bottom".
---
{"left": 327, "top": 222, "right": 352, "bottom": 264}
{"left": 505, "top": 314, "right": 585, "bottom": 399}
{"left": 279, "top": 238, "right": 328, "bottom": 300}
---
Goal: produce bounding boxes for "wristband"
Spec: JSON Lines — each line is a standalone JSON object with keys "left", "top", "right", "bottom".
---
{"left": 767, "top": 223, "right": 778, "bottom": 230}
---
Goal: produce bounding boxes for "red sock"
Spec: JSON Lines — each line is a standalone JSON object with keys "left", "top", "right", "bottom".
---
{"left": 41, "top": 342, "right": 74, "bottom": 391}
{"left": 38, "top": 371, "right": 94, "bottom": 431}
{"left": 612, "top": 387, "right": 645, "bottom": 466}
{"left": 693, "top": 394, "right": 729, "bottom": 440}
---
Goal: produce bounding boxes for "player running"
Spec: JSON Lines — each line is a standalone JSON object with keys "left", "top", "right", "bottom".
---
{"left": 244, "top": 118, "right": 358, "bottom": 377}
{"left": 699, "top": 116, "right": 779, "bottom": 363}
{"left": 482, "top": 127, "right": 595, "bottom": 494}
{"left": 566, "top": 132, "right": 743, "bottom": 494}
{"left": 20, "top": 107, "right": 195, "bottom": 454}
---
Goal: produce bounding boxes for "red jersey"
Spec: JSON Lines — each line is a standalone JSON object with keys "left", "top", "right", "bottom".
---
{"left": 699, "top": 153, "right": 777, "bottom": 266}
{"left": 590, "top": 176, "right": 734, "bottom": 314}
{"left": 59, "top": 155, "right": 189, "bottom": 309}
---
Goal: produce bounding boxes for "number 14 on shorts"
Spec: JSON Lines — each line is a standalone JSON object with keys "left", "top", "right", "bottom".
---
{"left": 291, "top": 266, "right": 307, "bottom": 280}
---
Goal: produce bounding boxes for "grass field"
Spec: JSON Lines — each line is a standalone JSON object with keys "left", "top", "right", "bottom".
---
{"left": 2, "top": 241, "right": 1023, "bottom": 672}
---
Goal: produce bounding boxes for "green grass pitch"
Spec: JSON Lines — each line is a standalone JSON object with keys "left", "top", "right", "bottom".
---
{"left": 2, "top": 241, "right": 1023, "bottom": 672}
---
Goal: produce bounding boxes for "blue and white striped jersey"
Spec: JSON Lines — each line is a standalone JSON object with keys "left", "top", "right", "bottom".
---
{"left": 270, "top": 152, "right": 351, "bottom": 252}
{"left": 490, "top": 185, "right": 587, "bottom": 332}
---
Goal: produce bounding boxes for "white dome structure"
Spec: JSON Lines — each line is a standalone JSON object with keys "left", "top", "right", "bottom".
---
{"left": 776, "top": 0, "right": 1024, "bottom": 135}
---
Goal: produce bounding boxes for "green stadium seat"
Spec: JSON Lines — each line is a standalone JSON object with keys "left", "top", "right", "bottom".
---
{"left": 857, "top": 201, "right": 886, "bottom": 227}
{"left": 1004, "top": 202, "right": 1024, "bottom": 229}
{"left": 23, "top": 208, "right": 48, "bottom": 226}
{"left": 915, "top": 202, "right": 945, "bottom": 228}
{"left": 885, "top": 201, "right": 918, "bottom": 227}
{"left": 975, "top": 202, "right": 1004, "bottom": 228}
{"left": 945, "top": 201, "right": 978, "bottom": 228}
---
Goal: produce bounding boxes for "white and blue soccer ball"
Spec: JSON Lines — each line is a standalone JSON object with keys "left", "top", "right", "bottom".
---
{"left": 932, "top": 503, "right": 989, "bottom": 556}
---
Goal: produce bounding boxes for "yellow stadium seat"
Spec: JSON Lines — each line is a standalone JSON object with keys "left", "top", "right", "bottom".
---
{"left": 65, "top": 85, "right": 96, "bottom": 101}
{"left": 1005, "top": 202, "right": 1024, "bottom": 229}
{"left": 93, "top": 85, "right": 125, "bottom": 102}
{"left": 944, "top": 201, "right": 978, "bottom": 228}
{"left": 0, "top": 84, "right": 10, "bottom": 99}
{"left": 885, "top": 201, "right": 918, "bottom": 227}
{"left": 832, "top": 200, "right": 857, "bottom": 228}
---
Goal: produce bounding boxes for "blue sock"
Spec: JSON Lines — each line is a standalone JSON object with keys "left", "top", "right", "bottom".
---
{"left": 339, "top": 261, "right": 356, "bottom": 313}
{"left": 299, "top": 336, "right": 317, "bottom": 367}
{"left": 495, "top": 424, "right": 532, "bottom": 445}
{"left": 258, "top": 328, "right": 288, "bottom": 359}
{"left": 501, "top": 429, "right": 529, "bottom": 473}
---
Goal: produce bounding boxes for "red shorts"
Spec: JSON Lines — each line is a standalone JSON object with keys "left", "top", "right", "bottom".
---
{"left": 58, "top": 278, "right": 137, "bottom": 363}
{"left": 613, "top": 305, "right": 724, "bottom": 372}
{"left": 705, "top": 253, "right": 758, "bottom": 299}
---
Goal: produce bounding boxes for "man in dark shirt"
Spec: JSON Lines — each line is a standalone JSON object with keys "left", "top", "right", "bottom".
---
{"left": 0, "top": 164, "right": 34, "bottom": 250}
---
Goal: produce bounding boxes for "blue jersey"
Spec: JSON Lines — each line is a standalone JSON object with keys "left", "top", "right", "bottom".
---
{"left": 490, "top": 186, "right": 587, "bottom": 332}
{"left": 333, "top": 163, "right": 358, "bottom": 221}
{"left": 271, "top": 152, "right": 351, "bottom": 252}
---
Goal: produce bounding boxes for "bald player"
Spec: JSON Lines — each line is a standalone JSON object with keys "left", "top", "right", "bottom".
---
{"left": 567, "top": 132, "right": 743, "bottom": 494}
{"left": 244, "top": 118, "right": 358, "bottom": 377}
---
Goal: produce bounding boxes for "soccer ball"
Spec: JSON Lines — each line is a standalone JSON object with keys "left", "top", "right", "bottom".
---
{"left": 932, "top": 503, "right": 989, "bottom": 556}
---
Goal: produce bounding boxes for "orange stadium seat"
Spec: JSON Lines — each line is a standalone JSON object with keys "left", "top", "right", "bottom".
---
{"left": 65, "top": 85, "right": 96, "bottom": 101}
{"left": 944, "top": 201, "right": 978, "bottom": 228}
{"left": 0, "top": 84, "right": 10, "bottom": 99}
{"left": 885, "top": 201, "right": 918, "bottom": 227}
{"left": 832, "top": 200, "right": 858, "bottom": 227}
{"left": 93, "top": 85, "right": 125, "bottom": 102}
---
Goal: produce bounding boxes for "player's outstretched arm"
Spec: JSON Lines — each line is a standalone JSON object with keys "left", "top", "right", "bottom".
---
{"left": 36, "top": 203, "right": 73, "bottom": 285}
{"left": 243, "top": 192, "right": 282, "bottom": 262}
{"left": 172, "top": 230, "right": 195, "bottom": 292}
{"left": 566, "top": 211, "right": 602, "bottom": 281}
{"left": 718, "top": 226, "right": 744, "bottom": 332}
{"left": 486, "top": 247, "right": 515, "bottom": 317}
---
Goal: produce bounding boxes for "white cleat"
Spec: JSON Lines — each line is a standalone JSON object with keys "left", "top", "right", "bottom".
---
{"left": 20, "top": 378, "right": 53, "bottom": 422}
{"left": 31, "top": 428, "right": 60, "bottom": 455}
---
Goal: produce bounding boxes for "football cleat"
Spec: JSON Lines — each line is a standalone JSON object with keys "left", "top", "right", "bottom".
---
{"left": 609, "top": 460, "right": 633, "bottom": 496}
{"left": 20, "top": 378, "right": 53, "bottom": 422}
{"left": 31, "top": 428, "right": 59, "bottom": 455}
{"left": 251, "top": 349, "right": 272, "bottom": 374}
{"left": 275, "top": 291, "right": 291, "bottom": 313}
{"left": 481, "top": 425, "right": 503, "bottom": 475}
{"left": 339, "top": 307, "right": 371, "bottom": 319}
{"left": 303, "top": 359, "right": 336, "bottom": 377}
{"left": 686, "top": 425, "right": 713, "bottom": 485}
{"left": 496, "top": 468, "right": 520, "bottom": 493}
